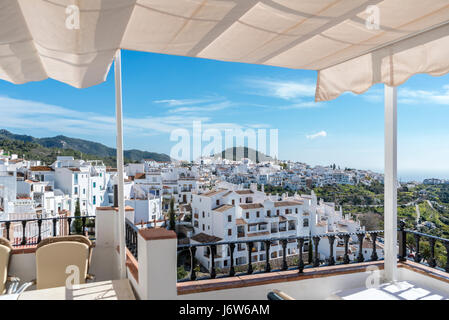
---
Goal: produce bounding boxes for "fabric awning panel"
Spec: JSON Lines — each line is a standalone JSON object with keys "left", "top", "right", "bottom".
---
{"left": 1, "top": 0, "right": 449, "bottom": 101}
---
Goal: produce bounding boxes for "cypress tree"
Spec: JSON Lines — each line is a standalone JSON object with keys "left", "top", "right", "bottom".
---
{"left": 169, "top": 197, "right": 176, "bottom": 231}
{"left": 308, "top": 237, "right": 313, "bottom": 264}
{"left": 73, "top": 198, "right": 82, "bottom": 234}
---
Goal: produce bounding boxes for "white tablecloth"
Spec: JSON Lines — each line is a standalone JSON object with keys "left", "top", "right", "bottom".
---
{"left": 9, "top": 279, "right": 135, "bottom": 300}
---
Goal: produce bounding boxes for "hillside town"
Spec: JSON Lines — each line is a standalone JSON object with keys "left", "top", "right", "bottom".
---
{"left": 0, "top": 150, "right": 385, "bottom": 264}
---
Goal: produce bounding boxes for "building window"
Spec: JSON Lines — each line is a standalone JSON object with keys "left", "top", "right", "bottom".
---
{"left": 276, "top": 210, "right": 280, "bottom": 216}
{"left": 83, "top": 188, "right": 85, "bottom": 195}
{"left": 216, "top": 199, "right": 220, "bottom": 205}
{"left": 232, "top": 199, "right": 235, "bottom": 205}
{"left": 256, "top": 211, "right": 260, "bottom": 218}
{"left": 246, "top": 212, "right": 249, "bottom": 219}
{"left": 202, "top": 224, "right": 205, "bottom": 231}
{"left": 74, "top": 187, "right": 78, "bottom": 195}
{"left": 93, "top": 182, "right": 96, "bottom": 188}
{"left": 228, "top": 215, "right": 232, "bottom": 222}
{"left": 93, "top": 196, "right": 96, "bottom": 205}
{"left": 303, "top": 219, "right": 309, "bottom": 227}
{"left": 295, "top": 208, "right": 298, "bottom": 213}
{"left": 228, "top": 229, "right": 232, "bottom": 236}
{"left": 202, "top": 211, "right": 205, "bottom": 218}
{"left": 267, "top": 210, "right": 271, "bottom": 217}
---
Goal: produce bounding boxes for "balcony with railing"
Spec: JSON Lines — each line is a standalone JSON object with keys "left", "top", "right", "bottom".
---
{"left": 3, "top": 0, "right": 449, "bottom": 302}
{"left": 177, "top": 230, "right": 383, "bottom": 282}
{"left": 4, "top": 211, "right": 449, "bottom": 300}
{"left": 1, "top": 215, "right": 95, "bottom": 247}
{"left": 176, "top": 225, "right": 449, "bottom": 299}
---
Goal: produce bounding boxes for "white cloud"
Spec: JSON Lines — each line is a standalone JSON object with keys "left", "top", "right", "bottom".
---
{"left": 0, "top": 96, "right": 208, "bottom": 137}
{"left": 278, "top": 101, "right": 322, "bottom": 109}
{"left": 167, "top": 101, "right": 233, "bottom": 114}
{"left": 244, "top": 78, "right": 316, "bottom": 100}
{"left": 398, "top": 85, "right": 449, "bottom": 105}
{"left": 0, "top": 96, "right": 269, "bottom": 142}
{"left": 153, "top": 97, "right": 236, "bottom": 114}
{"left": 344, "top": 85, "right": 449, "bottom": 105}
{"left": 306, "top": 131, "right": 327, "bottom": 140}
{"left": 154, "top": 98, "right": 218, "bottom": 107}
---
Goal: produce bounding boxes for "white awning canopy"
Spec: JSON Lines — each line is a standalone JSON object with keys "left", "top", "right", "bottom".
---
{"left": 2, "top": 0, "right": 449, "bottom": 101}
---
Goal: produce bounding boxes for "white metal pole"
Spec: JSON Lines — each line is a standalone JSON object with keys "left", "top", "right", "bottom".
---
{"left": 115, "top": 49, "right": 127, "bottom": 279}
{"left": 384, "top": 84, "right": 398, "bottom": 282}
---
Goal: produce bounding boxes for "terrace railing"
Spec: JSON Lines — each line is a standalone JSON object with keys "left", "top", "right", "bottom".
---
{"left": 0, "top": 215, "right": 95, "bottom": 247}
{"left": 177, "top": 229, "right": 383, "bottom": 282}
{"left": 125, "top": 218, "right": 139, "bottom": 259}
{"left": 398, "top": 220, "right": 449, "bottom": 272}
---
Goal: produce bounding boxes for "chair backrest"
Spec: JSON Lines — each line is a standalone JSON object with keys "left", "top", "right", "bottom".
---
{"left": 0, "top": 237, "right": 12, "bottom": 294}
{"left": 35, "top": 235, "right": 92, "bottom": 290}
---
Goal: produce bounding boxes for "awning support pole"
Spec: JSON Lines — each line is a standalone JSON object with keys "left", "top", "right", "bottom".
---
{"left": 384, "top": 84, "right": 398, "bottom": 282}
{"left": 115, "top": 49, "right": 127, "bottom": 279}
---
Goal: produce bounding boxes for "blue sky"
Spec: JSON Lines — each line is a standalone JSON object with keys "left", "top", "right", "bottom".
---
{"left": 1, "top": 50, "right": 449, "bottom": 181}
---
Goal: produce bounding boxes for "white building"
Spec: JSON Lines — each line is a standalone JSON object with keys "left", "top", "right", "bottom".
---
{"left": 190, "top": 183, "right": 366, "bottom": 270}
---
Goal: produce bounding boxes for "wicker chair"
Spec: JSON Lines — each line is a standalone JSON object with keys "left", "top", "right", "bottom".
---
{"left": 0, "top": 237, "right": 20, "bottom": 294}
{"left": 17, "top": 235, "right": 95, "bottom": 293}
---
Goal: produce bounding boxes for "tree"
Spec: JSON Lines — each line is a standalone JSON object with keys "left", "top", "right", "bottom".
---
{"left": 73, "top": 198, "right": 82, "bottom": 234}
{"left": 177, "top": 266, "right": 187, "bottom": 280}
{"left": 308, "top": 238, "right": 313, "bottom": 264}
{"left": 169, "top": 197, "right": 176, "bottom": 231}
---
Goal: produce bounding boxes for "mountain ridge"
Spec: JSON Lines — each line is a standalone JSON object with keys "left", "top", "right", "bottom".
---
{"left": 214, "top": 146, "right": 274, "bottom": 163}
{"left": 0, "top": 129, "right": 171, "bottom": 164}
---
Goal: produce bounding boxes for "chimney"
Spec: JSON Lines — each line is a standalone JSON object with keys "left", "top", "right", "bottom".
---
{"left": 113, "top": 184, "right": 118, "bottom": 207}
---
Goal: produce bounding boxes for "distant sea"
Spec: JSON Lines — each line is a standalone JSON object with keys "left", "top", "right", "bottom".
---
{"left": 398, "top": 170, "right": 449, "bottom": 183}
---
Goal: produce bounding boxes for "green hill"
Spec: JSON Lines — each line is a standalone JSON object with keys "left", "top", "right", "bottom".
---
{"left": 0, "top": 129, "right": 170, "bottom": 165}
{"left": 215, "top": 146, "right": 274, "bottom": 163}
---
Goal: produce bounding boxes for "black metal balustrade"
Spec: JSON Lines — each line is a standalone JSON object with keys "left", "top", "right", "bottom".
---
{"left": 0, "top": 215, "right": 95, "bottom": 246}
{"left": 177, "top": 230, "right": 383, "bottom": 282}
{"left": 125, "top": 218, "right": 139, "bottom": 259}
{"left": 398, "top": 220, "right": 449, "bottom": 272}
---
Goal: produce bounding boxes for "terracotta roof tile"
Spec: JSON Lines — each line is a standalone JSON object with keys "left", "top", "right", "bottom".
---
{"left": 191, "top": 233, "right": 222, "bottom": 243}
{"left": 235, "top": 190, "right": 254, "bottom": 195}
{"left": 274, "top": 200, "right": 303, "bottom": 207}
{"left": 201, "top": 189, "right": 226, "bottom": 197}
{"left": 135, "top": 173, "right": 146, "bottom": 179}
{"left": 213, "top": 204, "right": 234, "bottom": 212}
{"left": 30, "top": 166, "right": 53, "bottom": 172}
{"left": 236, "top": 218, "right": 247, "bottom": 225}
{"left": 239, "top": 203, "right": 263, "bottom": 209}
